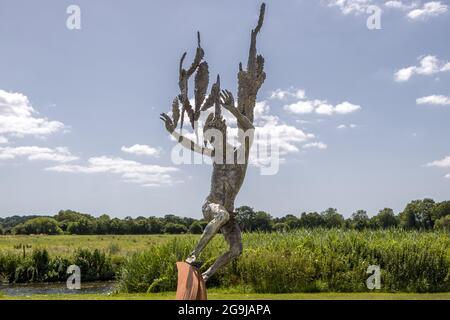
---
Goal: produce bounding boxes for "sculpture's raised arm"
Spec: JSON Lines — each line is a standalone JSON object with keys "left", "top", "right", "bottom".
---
{"left": 237, "top": 3, "right": 266, "bottom": 123}
{"left": 160, "top": 112, "right": 213, "bottom": 157}
{"left": 220, "top": 90, "right": 254, "bottom": 131}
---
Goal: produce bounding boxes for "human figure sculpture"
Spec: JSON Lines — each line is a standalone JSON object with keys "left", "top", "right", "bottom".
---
{"left": 160, "top": 3, "right": 266, "bottom": 282}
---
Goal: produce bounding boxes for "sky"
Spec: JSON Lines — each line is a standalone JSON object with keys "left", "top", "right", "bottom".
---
{"left": 0, "top": 0, "right": 449, "bottom": 219}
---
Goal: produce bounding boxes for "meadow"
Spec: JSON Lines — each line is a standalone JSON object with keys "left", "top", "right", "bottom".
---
{"left": 0, "top": 230, "right": 449, "bottom": 295}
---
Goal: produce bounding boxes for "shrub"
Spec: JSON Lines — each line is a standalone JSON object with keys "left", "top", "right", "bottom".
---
{"left": 189, "top": 222, "right": 203, "bottom": 234}
{"left": 163, "top": 223, "right": 187, "bottom": 234}
{"left": 12, "top": 217, "right": 62, "bottom": 235}
{"left": 73, "top": 249, "right": 114, "bottom": 281}
{"left": 118, "top": 230, "right": 450, "bottom": 293}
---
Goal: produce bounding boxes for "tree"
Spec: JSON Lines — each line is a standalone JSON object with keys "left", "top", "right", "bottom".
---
{"left": 96, "top": 214, "right": 111, "bottom": 234}
{"left": 321, "top": 208, "right": 345, "bottom": 229}
{"left": 434, "top": 215, "right": 450, "bottom": 231}
{"left": 163, "top": 223, "right": 188, "bottom": 234}
{"left": 273, "top": 222, "right": 289, "bottom": 232}
{"left": 299, "top": 212, "right": 325, "bottom": 228}
{"left": 432, "top": 201, "right": 450, "bottom": 221}
{"left": 371, "top": 208, "right": 398, "bottom": 229}
{"left": 13, "top": 217, "right": 62, "bottom": 235}
{"left": 400, "top": 199, "right": 436, "bottom": 230}
{"left": 189, "top": 221, "right": 203, "bottom": 234}
{"left": 350, "top": 210, "right": 370, "bottom": 230}
{"left": 236, "top": 206, "right": 257, "bottom": 232}
{"left": 145, "top": 217, "right": 164, "bottom": 234}
{"left": 67, "top": 217, "right": 97, "bottom": 235}
{"left": 55, "top": 209, "right": 94, "bottom": 232}
{"left": 282, "top": 214, "right": 301, "bottom": 230}
{"left": 253, "top": 211, "right": 272, "bottom": 232}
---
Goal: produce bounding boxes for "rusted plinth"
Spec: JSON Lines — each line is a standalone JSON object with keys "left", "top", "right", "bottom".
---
{"left": 176, "top": 262, "right": 207, "bottom": 300}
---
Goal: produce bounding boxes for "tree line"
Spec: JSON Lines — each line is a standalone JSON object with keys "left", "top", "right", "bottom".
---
{"left": 0, "top": 198, "right": 449, "bottom": 235}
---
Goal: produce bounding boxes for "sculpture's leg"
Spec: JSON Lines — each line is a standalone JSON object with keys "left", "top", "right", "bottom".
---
{"left": 202, "top": 220, "right": 242, "bottom": 282}
{"left": 186, "top": 202, "right": 230, "bottom": 264}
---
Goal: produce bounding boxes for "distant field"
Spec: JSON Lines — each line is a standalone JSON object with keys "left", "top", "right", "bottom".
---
{"left": 0, "top": 234, "right": 192, "bottom": 257}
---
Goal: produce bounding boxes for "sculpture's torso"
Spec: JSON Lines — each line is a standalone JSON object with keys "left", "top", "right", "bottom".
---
{"left": 206, "top": 162, "right": 248, "bottom": 213}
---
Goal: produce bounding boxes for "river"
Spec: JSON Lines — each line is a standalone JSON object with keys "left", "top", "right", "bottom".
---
{"left": 0, "top": 281, "right": 117, "bottom": 296}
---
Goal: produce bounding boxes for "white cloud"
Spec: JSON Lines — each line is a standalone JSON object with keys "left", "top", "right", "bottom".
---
{"left": 407, "top": 1, "right": 448, "bottom": 19}
{"left": 416, "top": 95, "right": 450, "bottom": 105}
{"left": 426, "top": 156, "right": 450, "bottom": 168}
{"left": 284, "top": 98, "right": 361, "bottom": 116}
{"left": 0, "top": 136, "right": 8, "bottom": 144}
{"left": 394, "top": 66, "right": 416, "bottom": 81}
{"left": 315, "top": 103, "right": 335, "bottom": 116}
{"left": 284, "top": 100, "right": 317, "bottom": 114}
{"left": 326, "top": 0, "right": 447, "bottom": 20}
{"left": 174, "top": 99, "right": 317, "bottom": 167}
{"left": 0, "top": 146, "right": 78, "bottom": 163}
{"left": 335, "top": 101, "right": 361, "bottom": 114}
{"left": 0, "top": 89, "right": 65, "bottom": 138}
{"left": 385, "top": 1, "right": 419, "bottom": 10}
{"left": 121, "top": 144, "right": 161, "bottom": 157}
{"left": 235, "top": 101, "right": 315, "bottom": 155}
{"left": 269, "top": 88, "right": 306, "bottom": 100}
{"left": 327, "top": 0, "right": 374, "bottom": 15}
{"left": 46, "top": 156, "right": 179, "bottom": 187}
{"left": 302, "top": 142, "right": 328, "bottom": 150}
{"left": 337, "top": 123, "right": 357, "bottom": 129}
{"left": 426, "top": 155, "right": 450, "bottom": 179}
{"left": 394, "top": 55, "right": 450, "bottom": 81}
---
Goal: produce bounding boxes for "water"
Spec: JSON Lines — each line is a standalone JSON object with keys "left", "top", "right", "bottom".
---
{"left": 0, "top": 281, "right": 117, "bottom": 296}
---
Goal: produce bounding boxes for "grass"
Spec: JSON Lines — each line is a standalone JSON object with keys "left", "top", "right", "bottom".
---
{"left": 0, "top": 234, "right": 181, "bottom": 257}
{"left": 1, "top": 231, "right": 449, "bottom": 294}
{"left": 119, "top": 230, "right": 450, "bottom": 293}
{"left": 1, "top": 291, "right": 449, "bottom": 300}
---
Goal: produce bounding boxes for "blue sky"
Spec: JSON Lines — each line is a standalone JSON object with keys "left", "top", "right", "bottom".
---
{"left": 0, "top": 0, "right": 449, "bottom": 219}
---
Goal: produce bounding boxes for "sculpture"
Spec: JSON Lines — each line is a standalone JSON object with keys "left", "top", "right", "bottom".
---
{"left": 160, "top": 3, "right": 266, "bottom": 283}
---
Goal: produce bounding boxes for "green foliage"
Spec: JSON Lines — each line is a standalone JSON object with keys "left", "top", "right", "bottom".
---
{"left": 299, "top": 212, "right": 324, "bottom": 228}
{"left": 12, "top": 217, "right": 62, "bottom": 235}
{"left": 371, "top": 208, "right": 399, "bottom": 229}
{"left": 350, "top": 210, "right": 370, "bottom": 230}
{"left": 2, "top": 199, "right": 449, "bottom": 235}
{"left": 118, "top": 230, "right": 450, "bottom": 294}
{"left": 272, "top": 223, "right": 289, "bottom": 232}
{"left": 163, "top": 223, "right": 187, "bottom": 234}
{"left": 434, "top": 215, "right": 450, "bottom": 231}
{"left": 321, "top": 208, "right": 345, "bottom": 229}
{"left": 189, "top": 221, "right": 203, "bottom": 234}
{"left": 253, "top": 211, "right": 273, "bottom": 232}
{"left": 73, "top": 249, "right": 114, "bottom": 281}
{"left": 400, "top": 199, "right": 436, "bottom": 230}
{"left": 0, "top": 248, "right": 113, "bottom": 284}
{"left": 235, "top": 206, "right": 257, "bottom": 232}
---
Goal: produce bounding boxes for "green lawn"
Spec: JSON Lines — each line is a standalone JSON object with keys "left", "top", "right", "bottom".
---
{"left": 1, "top": 291, "right": 449, "bottom": 300}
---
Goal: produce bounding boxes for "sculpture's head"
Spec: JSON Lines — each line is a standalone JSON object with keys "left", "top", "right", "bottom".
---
{"left": 203, "top": 113, "right": 227, "bottom": 148}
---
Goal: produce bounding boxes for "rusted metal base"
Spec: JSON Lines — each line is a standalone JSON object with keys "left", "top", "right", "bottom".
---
{"left": 176, "top": 262, "right": 207, "bottom": 300}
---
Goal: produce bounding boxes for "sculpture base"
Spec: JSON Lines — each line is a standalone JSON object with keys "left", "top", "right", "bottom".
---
{"left": 176, "top": 262, "right": 207, "bottom": 300}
